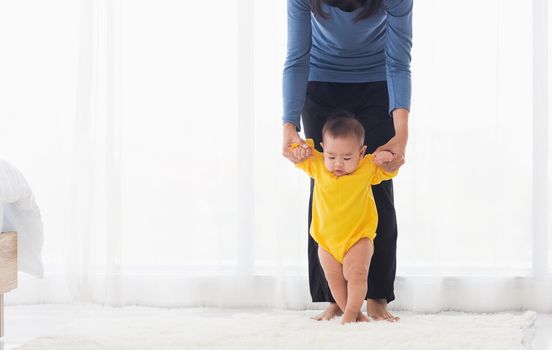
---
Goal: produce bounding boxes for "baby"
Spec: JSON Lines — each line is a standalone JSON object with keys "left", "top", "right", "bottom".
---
{"left": 290, "top": 116, "right": 396, "bottom": 324}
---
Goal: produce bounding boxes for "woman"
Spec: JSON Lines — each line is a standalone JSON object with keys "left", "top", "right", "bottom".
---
{"left": 281, "top": 0, "right": 412, "bottom": 322}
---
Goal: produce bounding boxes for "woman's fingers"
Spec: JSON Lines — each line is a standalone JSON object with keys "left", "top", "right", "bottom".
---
{"left": 373, "top": 134, "right": 407, "bottom": 170}
{"left": 375, "top": 151, "right": 394, "bottom": 164}
{"left": 389, "top": 152, "right": 405, "bottom": 167}
{"left": 305, "top": 146, "right": 312, "bottom": 157}
{"left": 282, "top": 123, "right": 304, "bottom": 162}
{"left": 282, "top": 126, "right": 313, "bottom": 163}
{"left": 288, "top": 142, "right": 312, "bottom": 162}
{"left": 382, "top": 158, "right": 404, "bottom": 172}
{"left": 284, "top": 147, "right": 300, "bottom": 163}
{"left": 374, "top": 150, "right": 405, "bottom": 171}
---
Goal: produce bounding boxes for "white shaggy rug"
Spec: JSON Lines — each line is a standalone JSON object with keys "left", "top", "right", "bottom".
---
{"left": 16, "top": 307, "right": 536, "bottom": 350}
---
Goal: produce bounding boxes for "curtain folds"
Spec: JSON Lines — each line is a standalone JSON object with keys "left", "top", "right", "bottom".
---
{"left": 1, "top": 0, "right": 551, "bottom": 312}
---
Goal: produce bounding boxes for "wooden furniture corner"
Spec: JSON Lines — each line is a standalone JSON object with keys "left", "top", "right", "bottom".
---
{"left": 0, "top": 231, "right": 17, "bottom": 338}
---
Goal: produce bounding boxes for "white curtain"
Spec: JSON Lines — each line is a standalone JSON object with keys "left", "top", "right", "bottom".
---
{"left": 1, "top": 0, "right": 551, "bottom": 312}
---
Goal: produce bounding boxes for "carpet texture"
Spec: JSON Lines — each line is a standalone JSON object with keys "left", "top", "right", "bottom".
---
{"left": 16, "top": 307, "right": 536, "bottom": 350}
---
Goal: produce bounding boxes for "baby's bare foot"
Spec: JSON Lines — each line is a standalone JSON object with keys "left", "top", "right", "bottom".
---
{"left": 311, "top": 303, "right": 343, "bottom": 321}
{"left": 341, "top": 310, "right": 358, "bottom": 324}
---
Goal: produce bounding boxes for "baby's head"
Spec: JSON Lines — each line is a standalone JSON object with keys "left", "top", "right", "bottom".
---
{"left": 321, "top": 115, "right": 367, "bottom": 177}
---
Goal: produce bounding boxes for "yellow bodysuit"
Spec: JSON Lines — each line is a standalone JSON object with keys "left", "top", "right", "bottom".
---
{"left": 294, "top": 139, "right": 397, "bottom": 263}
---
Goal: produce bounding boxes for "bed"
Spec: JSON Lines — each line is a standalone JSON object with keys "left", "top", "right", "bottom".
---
{"left": 0, "top": 160, "right": 44, "bottom": 337}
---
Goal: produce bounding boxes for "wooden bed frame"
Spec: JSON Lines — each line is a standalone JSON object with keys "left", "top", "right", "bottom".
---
{"left": 0, "top": 231, "right": 17, "bottom": 338}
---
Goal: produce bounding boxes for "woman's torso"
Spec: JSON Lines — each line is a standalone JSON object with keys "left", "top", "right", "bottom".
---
{"left": 309, "top": 2, "right": 387, "bottom": 82}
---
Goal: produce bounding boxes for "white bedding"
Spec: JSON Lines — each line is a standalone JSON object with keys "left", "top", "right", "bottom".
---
{"left": 0, "top": 159, "right": 44, "bottom": 278}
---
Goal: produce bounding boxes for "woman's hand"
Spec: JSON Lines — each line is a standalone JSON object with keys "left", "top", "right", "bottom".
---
{"left": 373, "top": 135, "right": 407, "bottom": 172}
{"left": 282, "top": 122, "right": 311, "bottom": 163}
{"left": 374, "top": 150, "right": 394, "bottom": 164}
{"left": 373, "top": 109, "right": 409, "bottom": 172}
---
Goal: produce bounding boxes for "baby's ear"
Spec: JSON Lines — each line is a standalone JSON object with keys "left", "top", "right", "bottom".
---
{"left": 360, "top": 145, "right": 367, "bottom": 157}
{"left": 320, "top": 142, "right": 324, "bottom": 150}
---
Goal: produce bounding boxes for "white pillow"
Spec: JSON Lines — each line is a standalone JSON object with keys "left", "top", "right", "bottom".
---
{"left": 0, "top": 159, "right": 44, "bottom": 278}
{"left": 0, "top": 159, "right": 31, "bottom": 202}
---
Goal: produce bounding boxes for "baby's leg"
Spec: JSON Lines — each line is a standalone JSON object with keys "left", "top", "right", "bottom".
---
{"left": 342, "top": 238, "right": 374, "bottom": 324}
{"left": 318, "top": 246, "right": 347, "bottom": 315}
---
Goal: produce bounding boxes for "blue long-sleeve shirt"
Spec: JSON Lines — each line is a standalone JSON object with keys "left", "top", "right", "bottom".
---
{"left": 283, "top": 0, "right": 413, "bottom": 131}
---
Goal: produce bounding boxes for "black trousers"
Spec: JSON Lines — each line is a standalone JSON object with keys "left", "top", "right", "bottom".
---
{"left": 302, "top": 81, "right": 398, "bottom": 303}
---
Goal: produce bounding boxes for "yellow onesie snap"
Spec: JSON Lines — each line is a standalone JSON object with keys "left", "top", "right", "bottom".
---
{"left": 294, "top": 139, "right": 397, "bottom": 263}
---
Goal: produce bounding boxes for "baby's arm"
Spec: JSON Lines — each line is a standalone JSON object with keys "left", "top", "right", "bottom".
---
{"left": 291, "top": 139, "right": 318, "bottom": 178}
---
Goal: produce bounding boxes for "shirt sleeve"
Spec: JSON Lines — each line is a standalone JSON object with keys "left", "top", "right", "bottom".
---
{"left": 282, "top": 0, "right": 312, "bottom": 131}
{"left": 384, "top": 0, "right": 413, "bottom": 115}
{"left": 295, "top": 156, "right": 317, "bottom": 179}
{"left": 365, "top": 154, "right": 398, "bottom": 185}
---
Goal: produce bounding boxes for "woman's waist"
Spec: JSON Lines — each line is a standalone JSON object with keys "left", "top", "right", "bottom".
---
{"left": 308, "top": 65, "right": 386, "bottom": 83}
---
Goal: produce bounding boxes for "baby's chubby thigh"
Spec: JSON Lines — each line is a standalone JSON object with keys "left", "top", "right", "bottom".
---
{"left": 342, "top": 238, "right": 373, "bottom": 283}
{"left": 317, "top": 246, "right": 345, "bottom": 282}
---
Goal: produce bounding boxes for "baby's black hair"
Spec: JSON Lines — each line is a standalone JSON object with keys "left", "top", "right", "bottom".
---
{"left": 322, "top": 114, "right": 365, "bottom": 144}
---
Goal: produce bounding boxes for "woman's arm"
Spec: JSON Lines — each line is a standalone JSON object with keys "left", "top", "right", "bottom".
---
{"left": 375, "top": 0, "right": 412, "bottom": 172}
{"left": 282, "top": 0, "right": 312, "bottom": 162}
{"left": 374, "top": 108, "right": 408, "bottom": 171}
{"left": 384, "top": 0, "right": 413, "bottom": 116}
{"left": 282, "top": 0, "right": 312, "bottom": 131}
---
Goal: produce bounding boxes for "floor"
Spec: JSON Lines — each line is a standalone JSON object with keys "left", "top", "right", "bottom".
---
{"left": 0, "top": 305, "right": 550, "bottom": 350}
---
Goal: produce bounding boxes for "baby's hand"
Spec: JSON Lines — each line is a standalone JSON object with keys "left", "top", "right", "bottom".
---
{"left": 374, "top": 150, "right": 394, "bottom": 164}
{"left": 290, "top": 141, "right": 313, "bottom": 163}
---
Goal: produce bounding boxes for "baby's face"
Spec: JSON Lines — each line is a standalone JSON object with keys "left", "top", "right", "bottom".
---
{"left": 321, "top": 135, "right": 367, "bottom": 177}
